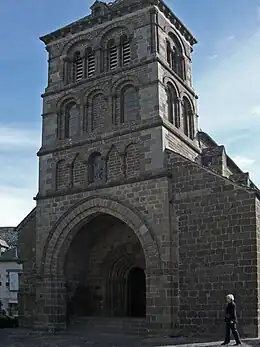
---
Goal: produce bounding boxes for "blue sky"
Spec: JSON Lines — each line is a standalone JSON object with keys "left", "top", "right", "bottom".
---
{"left": 1, "top": 0, "right": 260, "bottom": 226}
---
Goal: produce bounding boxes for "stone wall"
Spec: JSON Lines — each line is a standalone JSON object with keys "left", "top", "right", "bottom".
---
{"left": 38, "top": 127, "right": 165, "bottom": 197}
{"left": 17, "top": 208, "right": 36, "bottom": 328}
{"left": 167, "top": 150, "right": 259, "bottom": 337}
{"left": 35, "top": 176, "right": 177, "bottom": 333}
{"left": 256, "top": 198, "right": 260, "bottom": 335}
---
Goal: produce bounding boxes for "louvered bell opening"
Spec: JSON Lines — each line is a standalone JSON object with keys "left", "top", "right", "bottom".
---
{"left": 75, "top": 55, "right": 84, "bottom": 81}
{"left": 110, "top": 46, "right": 118, "bottom": 70}
{"left": 87, "top": 53, "right": 95, "bottom": 77}
{"left": 122, "top": 41, "right": 131, "bottom": 66}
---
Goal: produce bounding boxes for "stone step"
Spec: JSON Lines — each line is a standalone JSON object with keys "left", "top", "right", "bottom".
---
{"left": 69, "top": 316, "right": 148, "bottom": 336}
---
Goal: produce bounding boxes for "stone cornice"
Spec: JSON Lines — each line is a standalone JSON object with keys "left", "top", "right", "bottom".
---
{"left": 39, "top": 0, "right": 151, "bottom": 46}
{"left": 39, "top": 0, "right": 197, "bottom": 47}
{"left": 37, "top": 117, "right": 163, "bottom": 156}
{"left": 41, "top": 56, "right": 159, "bottom": 98}
{"left": 154, "top": 0, "right": 197, "bottom": 46}
{"left": 34, "top": 169, "right": 171, "bottom": 201}
{"left": 163, "top": 120, "right": 201, "bottom": 155}
{"left": 41, "top": 56, "right": 197, "bottom": 99}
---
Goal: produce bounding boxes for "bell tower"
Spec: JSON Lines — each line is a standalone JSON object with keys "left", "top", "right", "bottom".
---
{"left": 154, "top": 0, "right": 199, "bottom": 160}
{"left": 38, "top": 0, "right": 199, "bottom": 199}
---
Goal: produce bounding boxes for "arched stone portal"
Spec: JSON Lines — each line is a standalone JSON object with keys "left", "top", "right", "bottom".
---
{"left": 38, "top": 196, "right": 163, "bottom": 331}
{"left": 64, "top": 213, "right": 146, "bottom": 322}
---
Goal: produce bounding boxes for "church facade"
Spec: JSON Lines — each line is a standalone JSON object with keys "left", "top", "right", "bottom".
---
{"left": 17, "top": 0, "right": 260, "bottom": 338}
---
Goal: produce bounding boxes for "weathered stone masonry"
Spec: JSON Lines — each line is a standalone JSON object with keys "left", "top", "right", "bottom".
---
{"left": 17, "top": 0, "right": 260, "bottom": 338}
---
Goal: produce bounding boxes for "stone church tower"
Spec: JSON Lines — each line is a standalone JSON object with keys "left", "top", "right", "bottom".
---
{"left": 17, "top": 0, "right": 260, "bottom": 338}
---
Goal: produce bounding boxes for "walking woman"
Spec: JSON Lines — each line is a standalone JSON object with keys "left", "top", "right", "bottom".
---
{"left": 221, "top": 294, "right": 242, "bottom": 345}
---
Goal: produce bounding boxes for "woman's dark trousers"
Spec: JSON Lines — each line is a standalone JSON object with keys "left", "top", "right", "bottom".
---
{"left": 224, "top": 321, "right": 241, "bottom": 344}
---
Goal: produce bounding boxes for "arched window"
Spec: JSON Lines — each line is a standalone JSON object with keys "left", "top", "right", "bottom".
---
{"left": 120, "top": 35, "right": 131, "bottom": 66}
{"left": 73, "top": 51, "right": 84, "bottom": 81}
{"left": 86, "top": 47, "right": 95, "bottom": 77}
{"left": 64, "top": 102, "right": 78, "bottom": 138}
{"left": 166, "top": 84, "right": 180, "bottom": 127}
{"left": 183, "top": 97, "right": 194, "bottom": 139}
{"left": 166, "top": 34, "right": 185, "bottom": 80}
{"left": 88, "top": 152, "right": 105, "bottom": 183}
{"left": 106, "top": 35, "right": 131, "bottom": 71}
{"left": 56, "top": 160, "right": 67, "bottom": 191}
{"left": 120, "top": 86, "right": 139, "bottom": 123}
{"left": 108, "top": 39, "right": 118, "bottom": 71}
{"left": 90, "top": 93, "right": 106, "bottom": 132}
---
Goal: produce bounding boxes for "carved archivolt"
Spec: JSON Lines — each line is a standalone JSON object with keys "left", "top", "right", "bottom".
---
{"left": 181, "top": 93, "right": 195, "bottom": 111}
{"left": 56, "top": 95, "right": 79, "bottom": 112}
{"left": 82, "top": 85, "right": 109, "bottom": 105}
{"left": 163, "top": 25, "right": 188, "bottom": 56}
{"left": 99, "top": 25, "right": 132, "bottom": 48}
{"left": 162, "top": 76, "right": 181, "bottom": 98}
{"left": 61, "top": 35, "right": 93, "bottom": 57}
{"left": 111, "top": 75, "right": 141, "bottom": 96}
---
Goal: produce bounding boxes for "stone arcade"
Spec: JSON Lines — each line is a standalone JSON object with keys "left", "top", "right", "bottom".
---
{"left": 17, "top": 0, "right": 260, "bottom": 338}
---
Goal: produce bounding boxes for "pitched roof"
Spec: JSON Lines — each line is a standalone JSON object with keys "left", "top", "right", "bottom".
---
{"left": 0, "top": 238, "right": 9, "bottom": 248}
{"left": 0, "top": 227, "right": 17, "bottom": 247}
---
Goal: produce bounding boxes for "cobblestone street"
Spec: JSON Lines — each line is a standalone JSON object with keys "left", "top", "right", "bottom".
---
{"left": 1, "top": 329, "right": 260, "bottom": 347}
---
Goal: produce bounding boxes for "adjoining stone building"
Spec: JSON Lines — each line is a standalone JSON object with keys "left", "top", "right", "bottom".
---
{"left": 17, "top": 0, "right": 260, "bottom": 338}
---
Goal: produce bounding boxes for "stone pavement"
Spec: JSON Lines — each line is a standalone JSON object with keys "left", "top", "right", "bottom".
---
{"left": 1, "top": 329, "right": 260, "bottom": 347}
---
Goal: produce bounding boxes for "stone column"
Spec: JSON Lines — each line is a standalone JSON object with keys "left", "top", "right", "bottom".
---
{"left": 176, "top": 97, "right": 182, "bottom": 128}
{"left": 111, "top": 93, "right": 118, "bottom": 126}
{"left": 61, "top": 55, "right": 69, "bottom": 85}
{"left": 95, "top": 48, "right": 102, "bottom": 74}
{"left": 177, "top": 97, "right": 182, "bottom": 129}
{"left": 150, "top": 8, "right": 159, "bottom": 53}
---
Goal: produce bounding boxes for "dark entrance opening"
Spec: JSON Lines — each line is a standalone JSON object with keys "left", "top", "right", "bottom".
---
{"left": 127, "top": 267, "right": 146, "bottom": 317}
{"left": 64, "top": 213, "right": 146, "bottom": 326}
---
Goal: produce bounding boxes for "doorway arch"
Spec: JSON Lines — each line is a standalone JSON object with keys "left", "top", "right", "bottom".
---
{"left": 64, "top": 214, "right": 146, "bottom": 320}
{"left": 38, "top": 196, "right": 162, "bottom": 330}
{"left": 41, "top": 195, "right": 161, "bottom": 277}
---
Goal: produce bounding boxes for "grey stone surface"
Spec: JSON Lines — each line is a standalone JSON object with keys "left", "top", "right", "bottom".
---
{"left": 1, "top": 329, "right": 259, "bottom": 347}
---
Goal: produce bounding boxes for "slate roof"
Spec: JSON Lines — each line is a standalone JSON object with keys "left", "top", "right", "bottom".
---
{"left": 0, "top": 227, "right": 17, "bottom": 247}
